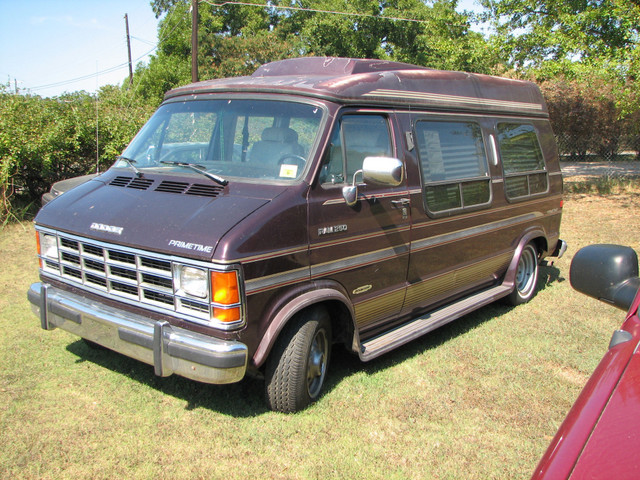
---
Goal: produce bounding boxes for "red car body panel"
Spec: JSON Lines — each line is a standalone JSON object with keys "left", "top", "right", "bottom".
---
{"left": 531, "top": 291, "right": 640, "bottom": 479}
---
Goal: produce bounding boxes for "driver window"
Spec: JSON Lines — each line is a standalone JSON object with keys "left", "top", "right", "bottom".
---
{"left": 158, "top": 111, "right": 218, "bottom": 163}
{"left": 320, "top": 114, "right": 391, "bottom": 184}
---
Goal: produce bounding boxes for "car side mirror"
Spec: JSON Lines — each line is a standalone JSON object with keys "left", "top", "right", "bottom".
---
{"left": 570, "top": 244, "right": 640, "bottom": 311}
{"left": 342, "top": 156, "right": 404, "bottom": 207}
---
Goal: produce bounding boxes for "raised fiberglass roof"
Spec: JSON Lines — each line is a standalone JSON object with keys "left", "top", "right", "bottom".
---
{"left": 164, "top": 57, "right": 548, "bottom": 117}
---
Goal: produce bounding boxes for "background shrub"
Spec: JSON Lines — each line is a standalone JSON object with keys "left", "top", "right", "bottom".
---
{"left": 0, "top": 85, "right": 156, "bottom": 222}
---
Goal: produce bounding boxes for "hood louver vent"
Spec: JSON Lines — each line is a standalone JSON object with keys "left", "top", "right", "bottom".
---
{"left": 109, "top": 176, "right": 154, "bottom": 190}
{"left": 110, "top": 176, "right": 134, "bottom": 187}
{"left": 156, "top": 181, "right": 188, "bottom": 194}
{"left": 185, "top": 184, "right": 223, "bottom": 197}
{"left": 110, "top": 176, "right": 222, "bottom": 198}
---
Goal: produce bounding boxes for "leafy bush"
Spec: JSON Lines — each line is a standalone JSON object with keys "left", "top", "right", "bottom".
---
{"left": 540, "top": 74, "right": 637, "bottom": 161}
{"left": 0, "top": 85, "right": 155, "bottom": 222}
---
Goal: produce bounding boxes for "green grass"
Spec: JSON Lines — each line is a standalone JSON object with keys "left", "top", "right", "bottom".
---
{"left": 2, "top": 183, "right": 640, "bottom": 479}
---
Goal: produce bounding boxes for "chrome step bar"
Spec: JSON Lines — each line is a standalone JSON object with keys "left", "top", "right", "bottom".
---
{"left": 359, "top": 284, "right": 512, "bottom": 361}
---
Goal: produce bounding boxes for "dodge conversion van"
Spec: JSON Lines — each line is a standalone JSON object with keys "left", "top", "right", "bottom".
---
{"left": 28, "top": 57, "right": 566, "bottom": 412}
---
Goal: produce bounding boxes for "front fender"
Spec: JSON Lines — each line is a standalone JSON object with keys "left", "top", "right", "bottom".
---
{"left": 252, "top": 281, "right": 354, "bottom": 367}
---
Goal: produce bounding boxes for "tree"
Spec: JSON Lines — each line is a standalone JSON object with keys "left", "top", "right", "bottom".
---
{"left": 138, "top": 0, "right": 501, "bottom": 100}
{"left": 480, "top": 0, "right": 640, "bottom": 74}
{"left": 384, "top": 0, "right": 499, "bottom": 72}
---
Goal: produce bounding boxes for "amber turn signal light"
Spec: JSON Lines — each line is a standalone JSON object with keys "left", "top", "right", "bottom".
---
{"left": 211, "top": 270, "right": 240, "bottom": 305}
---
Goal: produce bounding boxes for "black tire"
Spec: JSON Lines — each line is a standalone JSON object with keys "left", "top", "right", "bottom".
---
{"left": 506, "top": 242, "right": 539, "bottom": 306}
{"left": 265, "top": 307, "right": 331, "bottom": 413}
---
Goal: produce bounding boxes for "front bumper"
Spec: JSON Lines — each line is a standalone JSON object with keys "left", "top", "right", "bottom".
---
{"left": 28, "top": 282, "right": 248, "bottom": 384}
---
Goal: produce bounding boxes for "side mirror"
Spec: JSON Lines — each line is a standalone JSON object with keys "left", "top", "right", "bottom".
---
{"left": 362, "top": 156, "right": 404, "bottom": 186}
{"left": 570, "top": 244, "right": 640, "bottom": 311}
{"left": 342, "top": 156, "right": 404, "bottom": 207}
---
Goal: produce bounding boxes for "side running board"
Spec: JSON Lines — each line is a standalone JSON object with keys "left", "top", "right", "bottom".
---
{"left": 359, "top": 284, "right": 512, "bottom": 362}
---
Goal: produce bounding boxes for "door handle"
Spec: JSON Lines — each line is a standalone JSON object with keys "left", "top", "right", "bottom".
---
{"left": 391, "top": 198, "right": 410, "bottom": 208}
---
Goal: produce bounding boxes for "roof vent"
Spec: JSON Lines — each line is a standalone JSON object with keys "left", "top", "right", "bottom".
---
{"left": 253, "top": 57, "right": 428, "bottom": 77}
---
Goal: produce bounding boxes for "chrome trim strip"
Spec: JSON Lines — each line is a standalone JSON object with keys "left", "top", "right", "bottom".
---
{"left": 245, "top": 243, "right": 412, "bottom": 295}
{"left": 311, "top": 244, "right": 410, "bottom": 278}
{"left": 245, "top": 266, "right": 310, "bottom": 295}
{"left": 410, "top": 213, "right": 540, "bottom": 253}
{"left": 363, "top": 89, "right": 544, "bottom": 111}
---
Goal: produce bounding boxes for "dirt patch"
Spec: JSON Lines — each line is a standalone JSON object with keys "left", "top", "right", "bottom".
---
{"left": 561, "top": 161, "right": 640, "bottom": 181}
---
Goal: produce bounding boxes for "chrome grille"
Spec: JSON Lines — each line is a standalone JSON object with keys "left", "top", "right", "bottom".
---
{"left": 39, "top": 232, "right": 213, "bottom": 322}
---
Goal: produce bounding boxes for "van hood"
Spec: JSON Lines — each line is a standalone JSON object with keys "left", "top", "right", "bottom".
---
{"left": 35, "top": 172, "right": 275, "bottom": 261}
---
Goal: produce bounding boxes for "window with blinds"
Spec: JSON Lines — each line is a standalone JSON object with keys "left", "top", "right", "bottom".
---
{"left": 497, "top": 123, "right": 548, "bottom": 199}
{"left": 415, "top": 120, "right": 491, "bottom": 214}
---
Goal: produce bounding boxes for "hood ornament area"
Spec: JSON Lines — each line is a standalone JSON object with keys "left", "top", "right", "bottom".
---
{"left": 90, "top": 222, "right": 123, "bottom": 235}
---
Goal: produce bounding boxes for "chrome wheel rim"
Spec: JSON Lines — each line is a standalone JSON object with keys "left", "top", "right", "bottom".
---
{"left": 307, "top": 328, "right": 328, "bottom": 399}
{"left": 515, "top": 246, "right": 537, "bottom": 297}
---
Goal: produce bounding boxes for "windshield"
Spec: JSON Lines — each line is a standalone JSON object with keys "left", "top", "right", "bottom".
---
{"left": 118, "top": 99, "right": 324, "bottom": 182}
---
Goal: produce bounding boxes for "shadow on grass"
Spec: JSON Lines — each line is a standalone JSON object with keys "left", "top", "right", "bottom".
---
{"left": 66, "top": 341, "right": 269, "bottom": 417}
{"left": 66, "top": 264, "right": 562, "bottom": 417}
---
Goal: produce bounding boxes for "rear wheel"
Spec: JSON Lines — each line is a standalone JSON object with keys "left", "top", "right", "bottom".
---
{"left": 265, "top": 307, "right": 331, "bottom": 413}
{"left": 507, "top": 243, "right": 539, "bottom": 305}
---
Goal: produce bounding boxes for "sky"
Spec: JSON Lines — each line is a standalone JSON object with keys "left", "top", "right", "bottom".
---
{"left": 0, "top": 0, "right": 161, "bottom": 97}
{"left": 0, "top": 0, "right": 485, "bottom": 98}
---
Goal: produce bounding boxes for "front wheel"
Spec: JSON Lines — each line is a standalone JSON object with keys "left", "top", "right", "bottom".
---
{"left": 265, "top": 307, "right": 331, "bottom": 413}
{"left": 506, "top": 243, "right": 539, "bottom": 306}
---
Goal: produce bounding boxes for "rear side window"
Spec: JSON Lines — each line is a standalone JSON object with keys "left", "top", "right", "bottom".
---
{"left": 415, "top": 120, "right": 490, "bottom": 214}
{"left": 497, "top": 123, "right": 548, "bottom": 199}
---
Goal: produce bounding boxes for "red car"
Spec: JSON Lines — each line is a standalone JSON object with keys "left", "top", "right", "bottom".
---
{"left": 531, "top": 244, "right": 640, "bottom": 479}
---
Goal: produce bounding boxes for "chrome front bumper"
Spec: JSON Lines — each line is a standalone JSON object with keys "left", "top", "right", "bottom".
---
{"left": 28, "top": 282, "right": 248, "bottom": 384}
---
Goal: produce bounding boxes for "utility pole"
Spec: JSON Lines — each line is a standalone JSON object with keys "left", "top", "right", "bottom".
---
{"left": 191, "top": 0, "right": 199, "bottom": 83}
{"left": 125, "top": 14, "right": 134, "bottom": 87}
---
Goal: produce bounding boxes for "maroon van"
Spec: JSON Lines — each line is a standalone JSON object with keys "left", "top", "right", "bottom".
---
{"left": 28, "top": 57, "right": 566, "bottom": 412}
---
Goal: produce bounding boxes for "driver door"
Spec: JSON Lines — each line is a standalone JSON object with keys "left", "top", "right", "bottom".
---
{"left": 308, "top": 112, "right": 411, "bottom": 335}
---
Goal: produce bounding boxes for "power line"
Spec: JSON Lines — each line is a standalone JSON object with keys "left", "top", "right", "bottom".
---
{"left": 202, "top": 0, "right": 443, "bottom": 24}
{"left": 28, "top": 8, "right": 190, "bottom": 94}
{"left": 29, "top": 62, "right": 131, "bottom": 91}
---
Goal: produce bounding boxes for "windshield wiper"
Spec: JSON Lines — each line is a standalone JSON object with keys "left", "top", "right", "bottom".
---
{"left": 159, "top": 161, "right": 229, "bottom": 186}
{"left": 117, "top": 156, "right": 143, "bottom": 178}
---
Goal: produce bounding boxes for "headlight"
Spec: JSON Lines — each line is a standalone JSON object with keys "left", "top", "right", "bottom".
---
{"left": 41, "top": 234, "right": 59, "bottom": 260}
{"left": 178, "top": 266, "right": 208, "bottom": 299}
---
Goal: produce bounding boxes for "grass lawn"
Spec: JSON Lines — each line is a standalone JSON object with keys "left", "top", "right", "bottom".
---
{"left": 1, "top": 180, "right": 639, "bottom": 479}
